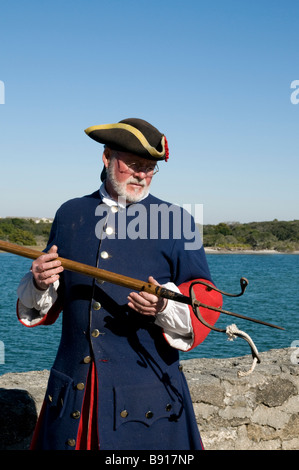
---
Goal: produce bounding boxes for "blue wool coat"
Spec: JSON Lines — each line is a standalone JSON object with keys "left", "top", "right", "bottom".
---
{"left": 20, "top": 190, "right": 220, "bottom": 450}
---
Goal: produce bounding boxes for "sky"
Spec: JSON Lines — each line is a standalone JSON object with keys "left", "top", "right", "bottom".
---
{"left": 0, "top": 0, "right": 298, "bottom": 225}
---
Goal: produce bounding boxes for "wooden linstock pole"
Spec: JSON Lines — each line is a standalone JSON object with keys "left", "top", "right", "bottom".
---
{"left": 0, "top": 240, "right": 284, "bottom": 330}
{"left": 0, "top": 239, "right": 178, "bottom": 300}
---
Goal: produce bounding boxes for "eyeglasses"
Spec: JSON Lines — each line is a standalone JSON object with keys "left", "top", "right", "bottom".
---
{"left": 119, "top": 160, "right": 159, "bottom": 176}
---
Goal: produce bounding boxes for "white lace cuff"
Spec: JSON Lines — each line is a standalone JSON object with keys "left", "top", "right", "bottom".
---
{"left": 17, "top": 272, "right": 59, "bottom": 326}
{"left": 154, "top": 282, "right": 194, "bottom": 351}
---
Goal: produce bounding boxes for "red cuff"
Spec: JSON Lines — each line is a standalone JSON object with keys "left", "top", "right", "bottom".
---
{"left": 178, "top": 279, "right": 223, "bottom": 350}
{"left": 16, "top": 298, "right": 63, "bottom": 328}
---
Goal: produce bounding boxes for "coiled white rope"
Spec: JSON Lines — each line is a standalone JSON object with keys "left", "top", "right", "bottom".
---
{"left": 226, "top": 324, "right": 261, "bottom": 377}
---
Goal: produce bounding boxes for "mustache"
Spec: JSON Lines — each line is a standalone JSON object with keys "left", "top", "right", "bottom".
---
{"left": 127, "top": 176, "right": 146, "bottom": 186}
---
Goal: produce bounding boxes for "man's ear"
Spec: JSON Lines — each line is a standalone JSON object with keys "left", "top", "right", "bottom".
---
{"left": 102, "top": 148, "right": 110, "bottom": 169}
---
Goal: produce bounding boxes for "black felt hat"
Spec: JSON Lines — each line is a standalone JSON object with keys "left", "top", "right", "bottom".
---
{"left": 84, "top": 118, "right": 169, "bottom": 162}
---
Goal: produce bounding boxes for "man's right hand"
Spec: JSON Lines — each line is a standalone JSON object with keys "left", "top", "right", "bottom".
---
{"left": 31, "top": 245, "right": 64, "bottom": 291}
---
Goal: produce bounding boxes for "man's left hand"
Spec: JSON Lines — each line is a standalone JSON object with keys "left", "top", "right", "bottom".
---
{"left": 127, "top": 276, "right": 168, "bottom": 316}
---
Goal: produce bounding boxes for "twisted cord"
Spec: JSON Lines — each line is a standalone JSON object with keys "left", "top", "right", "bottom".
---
{"left": 226, "top": 324, "right": 261, "bottom": 377}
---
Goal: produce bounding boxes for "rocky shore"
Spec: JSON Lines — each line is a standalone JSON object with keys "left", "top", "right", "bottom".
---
{"left": 0, "top": 347, "right": 298, "bottom": 450}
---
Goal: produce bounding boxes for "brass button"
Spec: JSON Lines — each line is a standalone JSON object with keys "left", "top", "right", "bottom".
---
{"left": 67, "top": 438, "right": 76, "bottom": 447}
{"left": 76, "top": 382, "right": 85, "bottom": 390}
{"left": 120, "top": 410, "right": 129, "bottom": 418}
{"left": 111, "top": 206, "right": 118, "bottom": 213}
{"left": 83, "top": 355, "right": 92, "bottom": 364}
{"left": 145, "top": 411, "right": 154, "bottom": 419}
{"left": 105, "top": 226, "right": 114, "bottom": 235}
{"left": 93, "top": 301, "right": 101, "bottom": 310}
{"left": 100, "top": 251, "right": 109, "bottom": 259}
{"left": 91, "top": 329, "right": 100, "bottom": 338}
{"left": 71, "top": 410, "right": 81, "bottom": 419}
{"left": 48, "top": 394, "right": 53, "bottom": 402}
{"left": 165, "top": 404, "right": 172, "bottom": 412}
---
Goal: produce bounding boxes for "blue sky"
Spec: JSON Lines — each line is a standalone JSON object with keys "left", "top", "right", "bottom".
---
{"left": 0, "top": 0, "right": 298, "bottom": 224}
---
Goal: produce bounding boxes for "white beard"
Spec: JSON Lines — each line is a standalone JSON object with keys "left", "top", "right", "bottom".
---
{"left": 106, "top": 163, "right": 150, "bottom": 203}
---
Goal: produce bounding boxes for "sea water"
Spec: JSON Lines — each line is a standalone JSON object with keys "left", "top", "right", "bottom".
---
{"left": 0, "top": 252, "right": 298, "bottom": 374}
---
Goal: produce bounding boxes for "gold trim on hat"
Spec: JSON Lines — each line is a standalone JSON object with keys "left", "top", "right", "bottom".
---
{"left": 84, "top": 123, "right": 165, "bottom": 158}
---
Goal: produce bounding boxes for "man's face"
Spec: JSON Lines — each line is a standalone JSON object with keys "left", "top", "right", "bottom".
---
{"left": 103, "top": 150, "right": 158, "bottom": 203}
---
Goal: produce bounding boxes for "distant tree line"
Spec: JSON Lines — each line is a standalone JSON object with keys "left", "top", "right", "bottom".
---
{"left": 0, "top": 218, "right": 52, "bottom": 246}
{"left": 202, "top": 220, "right": 299, "bottom": 252}
{"left": 1, "top": 217, "right": 299, "bottom": 252}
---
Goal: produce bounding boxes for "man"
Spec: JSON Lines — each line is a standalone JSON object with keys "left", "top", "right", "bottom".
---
{"left": 17, "top": 118, "right": 222, "bottom": 450}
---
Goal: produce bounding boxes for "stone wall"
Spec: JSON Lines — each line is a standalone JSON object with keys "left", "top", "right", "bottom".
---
{"left": 0, "top": 348, "right": 298, "bottom": 450}
{"left": 182, "top": 347, "right": 299, "bottom": 450}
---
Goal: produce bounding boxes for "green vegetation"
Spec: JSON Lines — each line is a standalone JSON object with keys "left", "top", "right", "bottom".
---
{"left": 1, "top": 217, "right": 299, "bottom": 252}
{"left": 0, "top": 218, "right": 52, "bottom": 247}
{"left": 202, "top": 220, "right": 299, "bottom": 252}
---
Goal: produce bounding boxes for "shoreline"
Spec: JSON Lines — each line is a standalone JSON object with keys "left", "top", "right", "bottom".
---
{"left": 1, "top": 245, "right": 299, "bottom": 256}
{"left": 205, "top": 247, "right": 299, "bottom": 255}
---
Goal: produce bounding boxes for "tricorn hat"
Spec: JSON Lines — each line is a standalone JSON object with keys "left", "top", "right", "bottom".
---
{"left": 84, "top": 118, "right": 169, "bottom": 162}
